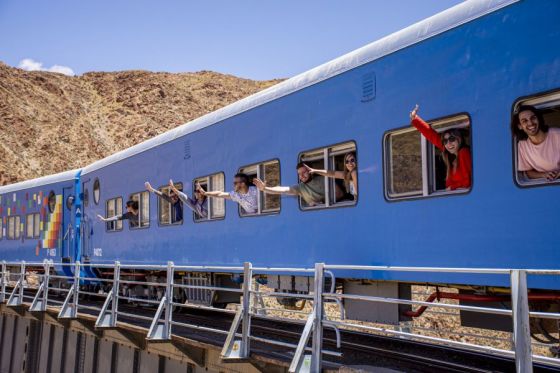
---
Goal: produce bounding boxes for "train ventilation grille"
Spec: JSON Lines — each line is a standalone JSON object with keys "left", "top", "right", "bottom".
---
{"left": 361, "top": 72, "right": 376, "bottom": 102}
{"left": 183, "top": 140, "right": 191, "bottom": 160}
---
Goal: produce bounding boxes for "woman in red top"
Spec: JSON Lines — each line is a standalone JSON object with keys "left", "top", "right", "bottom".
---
{"left": 409, "top": 105, "right": 472, "bottom": 190}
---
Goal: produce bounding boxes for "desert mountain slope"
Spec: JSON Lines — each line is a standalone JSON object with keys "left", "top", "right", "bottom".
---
{"left": 0, "top": 62, "right": 282, "bottom": 185}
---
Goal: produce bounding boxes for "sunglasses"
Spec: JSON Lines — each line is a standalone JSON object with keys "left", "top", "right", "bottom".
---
{"left": 345, "top": 158, "right": 356, "bottom": 164}
{"left": 443, "top": 135, "right": 458, "bottom": 145}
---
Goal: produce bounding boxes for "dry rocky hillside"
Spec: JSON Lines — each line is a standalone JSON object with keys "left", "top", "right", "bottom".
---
{"left": 0, "top": 62, "right": 282, "bottom": 185}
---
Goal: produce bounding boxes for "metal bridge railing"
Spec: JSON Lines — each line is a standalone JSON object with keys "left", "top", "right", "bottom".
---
{"left": 0, "top": 260, "right": 559, "bottom": 373}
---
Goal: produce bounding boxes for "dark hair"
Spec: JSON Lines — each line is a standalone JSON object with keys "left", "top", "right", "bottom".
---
{"left": 511, "top": 105, "right": 548, "bottom": 140}
{"left": 126, "top": 200, "right": 139, "bottom": 210}
{"left": 296, "top": 162, "right": 306, "bottom": 169}
{"left": 234, "top": 173, "right": 249, "bottom": 186}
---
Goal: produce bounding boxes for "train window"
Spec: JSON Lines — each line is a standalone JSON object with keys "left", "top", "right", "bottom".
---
{"left": 26, "top": 213, "right": 40, "bottom": 239}
{"left": 105, "top": 197, "right": 123, "bottom": 232}
{"left": 83, "top": 186, "right": 89, "bottom": 208}
{"left": 385, "top": 129, "right": 423, "bottom": 197}
{"left": 158, "top": 183, "right": 184, "bottom": 226}
{"left": 129, "top": 191, "right": 150, "bottom": 229}
{"left": 66, "top": 195, "right": 74, "bottom": 211}
{"left": 238, "top": 160, "right": 281, "bottom": 216}
{"left": 48, "top": 191, "right": 56, "bottom": 213}
{"left": 7, "top": 216, "right": 21, "bottom": 240}
{"left": 384, "top": 114, "right": 471, "bottom": 200}
{"left": 93, "top": 179, "right": 101, "bottom": 205}
{"left": 0, "top": 218, "right": 2, "bottom": 240}
{"left": 193, "top": 172, "right": 225, "bottom": 222}
{"left": 512, "top": 91, "right": 560, "bottom": 187}
{"left": 298, "top": 141, "right": 357, "bottom": 210}
{"left": 34, "top": 213, "right": 40, "bottom": 238}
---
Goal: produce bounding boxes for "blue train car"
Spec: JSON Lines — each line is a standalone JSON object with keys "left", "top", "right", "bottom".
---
{"left": 1, "top": 0, "right": 559, "bottom": 328}
{"left": 0, "top": 170, "right": 81, "bottom": 268}
{"left": 78, "top": 0, "right": 558, "bottom": 279}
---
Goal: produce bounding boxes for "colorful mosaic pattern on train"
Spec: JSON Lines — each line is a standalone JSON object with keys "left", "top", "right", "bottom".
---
{"left": 0, "top": 191, "right": 62, "bottom": 252}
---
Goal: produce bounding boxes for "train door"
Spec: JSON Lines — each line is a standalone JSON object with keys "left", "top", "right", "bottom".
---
{"left": 61, "top": 185, "right": 75, "bottom": 262}
{"left": 80, "top": 178, "right": 93, "bottom": 261}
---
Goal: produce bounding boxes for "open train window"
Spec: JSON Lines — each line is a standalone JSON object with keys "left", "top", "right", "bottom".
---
{"left": 129, "top": 191, "right": 150, "bottom": 229}
{"left": 7, "top": 216, "right": 21, "bottom": 240}
{"left": 66, "top": 195, "right": 74, "bottom": 211}
{"left": 105, "top": 197, "right": 123, "bottom": 232}
{"left": 298, "top": 141, "right": 357, "bottom": 210}
{"left": 238, "top": 160, "right": 281, "bottom": 216}
{"left": 193, "top": 172, "right": 224, "bottom": 222}
{"left": 384, "top": 114, "right": 471, "bottom": 200}
{"left": 512, "top": 91, "right": 560, "bottom": 187}
{"left": 26, "top": 213, "right": 40, "bottom": 239}
{"left": 158, "top": 182, "right": 183, "bottom": 226}
{"left": 93, "top": 178, "right": 101, "bottom": 205}
{"left": 48, "top": 191, "right": 56, "bottom": 213}
{"left": 83, "top": 186, "right": 89, "bottom": 208}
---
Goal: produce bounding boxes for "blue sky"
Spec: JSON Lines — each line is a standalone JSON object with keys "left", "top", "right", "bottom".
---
{"left": 0, "top": 0, "right": 463, "bottom": 80}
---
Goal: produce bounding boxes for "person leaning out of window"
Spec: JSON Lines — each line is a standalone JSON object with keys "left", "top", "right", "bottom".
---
{"left": 97, "top": 200, "right": 139, "bottom": 228}
{"left": 410, "top": 105, "right": 472, "bottom": 190}
{"left": 511, "top": 105, "right": 560, "bottom": 181}
{"left": 302, "top": 152, "right": 358, "bottom": 200}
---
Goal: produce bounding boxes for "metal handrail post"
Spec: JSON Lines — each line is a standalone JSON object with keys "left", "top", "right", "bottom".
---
{"left": 73, "top": 261, "right": 80, "bottom": 314}
{"left": 241, "top": 262, "right": 253, "bottom": 358}
{"left": 510, "top": 270, "right": 533, "bottom": 373}
{"left": 311, "top": 262, "right": 325, "bottom": 372}
{"left": 19, "top": 261, "right": 25, "bottom": 303}
{"left": 164, "top": 261, "right": 174, "bottom": 339}
{"left": 112, "top": 261, "right": 120, "bottom": 326}
{"left": 0, "top": 261, "right": 6, "bottom": 303}
{"left": 43, "top": 260, "right": 51, "bottom": 311}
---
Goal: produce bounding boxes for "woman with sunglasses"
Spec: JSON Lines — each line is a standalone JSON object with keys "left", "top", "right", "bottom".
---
{"left": 303, "top": 152, "right": 358, "bottom": 199}
{"left": 410, "top": 105, "right": 472, "bottom": 190}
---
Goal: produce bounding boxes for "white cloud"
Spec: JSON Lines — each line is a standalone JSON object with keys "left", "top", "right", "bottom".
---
{"left": 18, "top": 58, "right": 75, "bottom": 76}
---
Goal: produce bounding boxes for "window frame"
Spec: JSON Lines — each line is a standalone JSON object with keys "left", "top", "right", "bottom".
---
{"left": 93, "top": 178, "right": 101, "bottom": 205}
{"left": 26, "top": 213, "right": 41, "bottom": 239}
{"left": 157, "top": 182, "right": 184, "bottom": 227}
{"left": 0, "top": 217, "right": 3, "bottom": 240}
{"left": 83, "top": 186, "right": 89, "bottom": 208}
{"left": 192, "top": 171, "right": 226, "bottom": 223}
{"left": 383, "top": 113, "right": 473, "bottom": 202}
{"left": 47, "top": 190, "right": 56, "bottom": 213}
{"left": 105, "top": 197, "right": 123, "bottom": 233}
{"left": 297, "top": 140, "right": 358, "bottom": 212}
{"left": 7, "top": 215, "right": 21, "bottom": 240}
{"left": 128, "top": 191, "right": 150, "bottom": 230}
{"left": 237, "top": 158, "right": 281, "bottom": 218}
{"left": 511, "top": 89, "right": 560, "bottom": 189}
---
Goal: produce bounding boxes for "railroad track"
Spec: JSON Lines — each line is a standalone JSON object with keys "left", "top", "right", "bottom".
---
{"left": 8, "top": 286, "right": 560, "bottom": 372}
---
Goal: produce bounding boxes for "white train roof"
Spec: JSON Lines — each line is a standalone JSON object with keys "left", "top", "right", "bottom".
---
{"left": 85, "top": 0, "right": 515, "bottom": 174}
{"left": 0, "top": 169, "right": 79, "bottom": 194}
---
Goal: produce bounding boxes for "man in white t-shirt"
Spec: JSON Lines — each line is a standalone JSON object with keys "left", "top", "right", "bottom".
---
{"left": 200, "top": 173, "right": 258, "bottom": 214}
{"left": 512, "top": 105, "right": 560, "bottom": 181}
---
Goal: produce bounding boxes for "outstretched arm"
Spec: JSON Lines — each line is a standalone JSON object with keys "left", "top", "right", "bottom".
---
{"left": 303, "top": 164, "right": 345, "bottom": 180}
{"left": 97, "top": 214, "right": 120, "bottom": 222}
{"left": 409, "top": 104, "right": 444, "bottom": 151}
{"left": 197, "top": 184, "right": 231, "bottom": 199}
{"left": 145, "top": 181, "right": 171, "bottom": 201}
{"left": 168, "top": 179, "right": 192, "bottom": 202}
{"left": 253, "top": 178, "right": 297, "bottom": 195}
{"left": 145, "top": 181, "right": 162, "bottom": 196}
